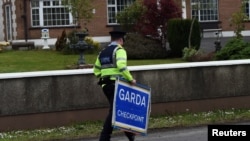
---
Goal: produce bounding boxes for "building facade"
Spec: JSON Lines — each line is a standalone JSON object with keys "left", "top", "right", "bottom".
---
{"left": 182, "top": 0, "right": 250, "bottom": 37}
{"left": 0, "top": 0, "right": 250, "bottom": 46}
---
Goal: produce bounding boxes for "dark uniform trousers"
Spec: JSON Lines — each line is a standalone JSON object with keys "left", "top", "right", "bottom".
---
{"left": 99, "top": 79, "right": 135, "bottom": 141}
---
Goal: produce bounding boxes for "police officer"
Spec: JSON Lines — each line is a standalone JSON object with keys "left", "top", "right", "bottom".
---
{"left": 93, "top": 30, "right": 136, "bottom": 141}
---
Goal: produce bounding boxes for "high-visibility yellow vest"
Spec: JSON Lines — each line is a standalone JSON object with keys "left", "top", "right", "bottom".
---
{"left": 93, "top": 43, "right": 133, "bottom": 81}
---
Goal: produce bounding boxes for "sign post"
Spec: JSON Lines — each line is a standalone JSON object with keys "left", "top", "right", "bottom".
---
{"left": 112, "top": 78, "right": 151, "bottom": 135}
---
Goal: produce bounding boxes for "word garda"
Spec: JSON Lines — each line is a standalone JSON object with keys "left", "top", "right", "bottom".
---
{"left": 118, "top": 88, "right": 146, "bottom": 107}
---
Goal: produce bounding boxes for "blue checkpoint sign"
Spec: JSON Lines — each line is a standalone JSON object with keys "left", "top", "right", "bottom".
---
{"left": 112, "top": 78, "right": 151, "bottom": 135}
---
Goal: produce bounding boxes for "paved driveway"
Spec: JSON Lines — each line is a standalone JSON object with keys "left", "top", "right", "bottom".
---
{"left": 200, "top": 36, "right": 250, "bottom": 53}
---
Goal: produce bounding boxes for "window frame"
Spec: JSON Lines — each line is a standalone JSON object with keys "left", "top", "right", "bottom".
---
{"left": 191, "top": 0, "right": 219, "bottom": 22}
{"left": 30, "top": 0, "right": 74, "bottom": 27}
{"left": 107, "top": 0, "right": 135, "bottom": 25}
{"left": 244, "top": 0, "right": 250, "bottom": 20}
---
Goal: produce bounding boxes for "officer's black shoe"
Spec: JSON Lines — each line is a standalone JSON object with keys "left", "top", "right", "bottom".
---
{"left": 124, "top": 132, "right": 135, "bottom": 141}
{"left": 129, "top": 135, "right": 135, "bottom": 141}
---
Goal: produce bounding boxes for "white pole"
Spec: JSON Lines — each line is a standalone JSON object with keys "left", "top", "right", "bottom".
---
{"left": 182, "top": 0, "right": 187, "bottom": 19}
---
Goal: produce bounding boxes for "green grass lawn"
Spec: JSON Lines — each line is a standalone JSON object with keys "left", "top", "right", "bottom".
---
{"left": 0, "top": 50, "right": 185, "bottom": 73}
{"left": 0, "top": 50, "right": 81, "bottom": 73}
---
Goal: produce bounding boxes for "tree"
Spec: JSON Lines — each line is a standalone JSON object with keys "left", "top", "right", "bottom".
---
{"left": 116, "top": 0, "right": 146, "bottom": 32}
{"left": 117, "top": 0, "right": 182, "bottom": 48}
{"left": 135, "top": 0, "right": 182, "bottom": 39}
{"left": 230, "top": 0, "right": 248, "bottom": 39}
{"left": 62, "top": 0, "right": 94, "bottom": 28}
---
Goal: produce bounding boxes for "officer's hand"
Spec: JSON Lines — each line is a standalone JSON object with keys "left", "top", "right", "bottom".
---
{"left": 130, "top": 79, "right": 136, "bottom": 85}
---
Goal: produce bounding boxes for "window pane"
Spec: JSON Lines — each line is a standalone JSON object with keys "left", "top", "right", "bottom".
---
{"left": 108, "top": 7, "right": 116, "bottom": 24}
{"left": 31, "top": 0, "right": 72, "bottom": 27}
{"left": 53, "top": 0, "right": 60, "bottom": 6}
{"left": 108, "top": 0, "right": 115, "bottom": 5}
{"left": 245, "top": 1, "right": 250, "bottom": 19}
{"left": 107, "top": 0, "right": 135, "bottom": 24}
{"left": 31, "top": 0, "right": 39, "bottom": 7}
{"left": 32, "top": 9, "right": 40, "bottom": 26}
{"left": 43, "top": 1, "right": 50, "bottom": 6}
{"left": 191, "top": 0, "right": 218, "bottom": 22}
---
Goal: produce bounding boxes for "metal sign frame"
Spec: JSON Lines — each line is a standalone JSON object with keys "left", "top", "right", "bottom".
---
{"left": 112, "top": 78, "right": 151, "bottom": 135}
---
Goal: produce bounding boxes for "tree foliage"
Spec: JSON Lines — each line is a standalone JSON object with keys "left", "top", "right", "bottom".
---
{"left": 116, "top": 0, "right": 146, "bottom": 31}
{"left": 135, "top": 0, "right": 182, "bottom": 38}
{"left": 124, "top": 33, "right": 169, "bottom": 59}
{"left": 62, "top": 0, "right": 94, "bottom": 25}
{"left": 117, "top": 0, "right": 182, "bottom": 39}
{"left": 229, "top": 0, "right": 248, "bottom": 39}
{"left": 167, "top": 18, "right": 201, "bottom": 57}
{"left": 215, "top": 38, "right": 250, "bottom": 60}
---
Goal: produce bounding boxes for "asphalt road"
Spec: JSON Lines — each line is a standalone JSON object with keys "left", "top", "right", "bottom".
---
{"left": 76, "top": 126, "right": 206, "bottom": 141}
{"left": 109, "top": 126, "right": 206, "bottom": 141}
{"left": 74, "top": 121, "right": 250, "bottom": 141}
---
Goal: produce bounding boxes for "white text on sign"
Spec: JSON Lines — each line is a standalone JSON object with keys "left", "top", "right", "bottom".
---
{"left": 118, "top": 88, "right": 146, "bottom": 107}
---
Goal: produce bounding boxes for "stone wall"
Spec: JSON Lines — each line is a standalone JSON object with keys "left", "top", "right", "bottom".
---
{"left": 1, "top": 59, "right": 250, "bottom": 131}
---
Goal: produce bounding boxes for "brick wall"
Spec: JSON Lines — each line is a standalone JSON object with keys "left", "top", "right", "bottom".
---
{"left": 219, "top": 0, "right": 242, "bottom": 31}
{"left": 15, "top": 0, "right": 25, "bottom": 40}
{"left": 14, "top": 0, "right": 112, "bottom": 40}
{"left": 184, "top": 0, "right": 250, "bottom": 31}
{"left": 4, "top": 0, "right": 250, "bottom": 41}
{"left": 86, "top": 0, "right": 113, "bottom": 36}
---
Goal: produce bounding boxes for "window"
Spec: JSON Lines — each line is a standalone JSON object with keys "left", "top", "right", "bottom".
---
{"left": 31, "top": 0, "right": 74, "bottom": 27}
{"left": 244, "top": 0, "right": 250, "bottom": 19}
{"left": 245, "top": 1, "right": 249, "bottom": 17}
{"left": 191, "top": 0, "right": 218, "bottom": 22}
{"left": 107, "top": 0, "right": 135, "bottom": 25}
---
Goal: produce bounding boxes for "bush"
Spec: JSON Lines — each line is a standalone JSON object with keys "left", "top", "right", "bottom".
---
{"left": 124, "top": 33, "right": 169, "bottom": 59}
{"left": 84, "top": 36, "right": 101, "bottom": 54}
{"left": 55, "top": 30, "right": 100, "bottom": 55}
{"left": 215, "top": 38, "right": 250, "bottom": 60}
{"left": 55, "top": 30, "right": 67, "bottom": 51}
{"left": 182, "top": 47, "right": 198, "bottom": 61}
{"left": 182, "top": 47, "right": 215, "bottom": 62}
{"left": 167, "top": 18, "right": 201, "bottom": 57}
{"left": 237, "top": 47, "right": 250, "bottom": 59}
{"left": 61, "top": 30, "right": 78, "bottom": 55}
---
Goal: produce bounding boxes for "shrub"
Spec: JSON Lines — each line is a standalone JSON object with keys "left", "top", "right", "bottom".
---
{"left": 61, "top": 30, "right": 78, "bottom": 55}
{"left": 55, "top": 30, "right": 67, "bottom": 51}
{"left": 238, "top": 47, "right": 250, "bottom": 58}
{"left": 182, "top": 47, "right": 198, "bottom": 61}
{"left": 56, "top": 30, "right": 100, "bottom": 55}
{"left": 84, "top": 36, "right": 101, "bottom": 54}
{"left": 167, "top": 18, "right": 201, "bottom": 57}
{"left": 215, "top": 38, "right": 250, "bottom": 60}
{"left": 124, "top": 33, "right": 169, "bottom": 59}
{"left": 182, "top": 47, "right": 215, "bottom": 62}
{"left": 0, "top": 42, "right": 9, "bottom": 53}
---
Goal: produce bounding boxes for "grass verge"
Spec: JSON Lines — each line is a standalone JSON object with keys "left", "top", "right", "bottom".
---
{"left": 0, "top": 108, "right": 249, "bottom": 141}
